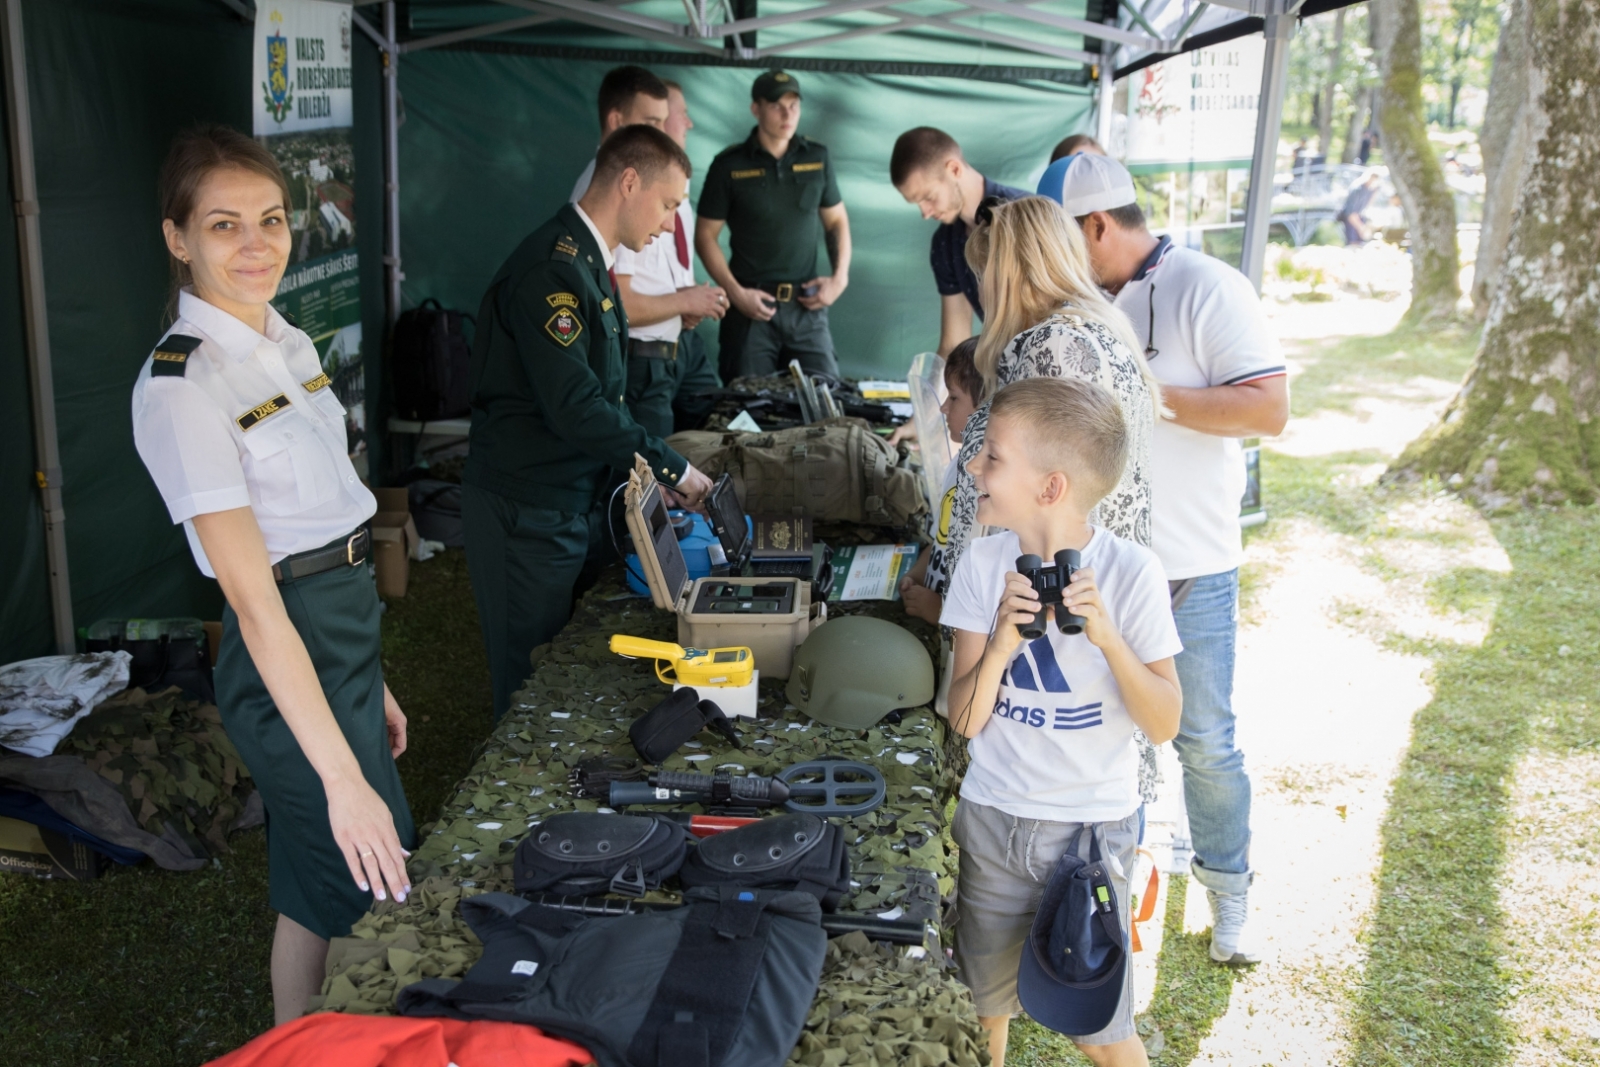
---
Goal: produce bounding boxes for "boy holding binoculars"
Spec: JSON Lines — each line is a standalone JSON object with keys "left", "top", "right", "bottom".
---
{"left": 942, "top": 376, "right": 1182, "bottom": 1067}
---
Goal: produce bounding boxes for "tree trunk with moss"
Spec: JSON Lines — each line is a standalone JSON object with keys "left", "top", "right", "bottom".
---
{"left": 1471, "top": 0, "right": 1540, "bottom": 318}
{"left": 1395, "top": 0, "right": 1600, "bottom": 506}
{"left": 1370, "top": 0, "right": 1461, "bottom": 321}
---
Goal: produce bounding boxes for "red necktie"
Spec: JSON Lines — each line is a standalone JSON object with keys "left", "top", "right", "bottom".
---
{"left": 608, "top": 266, "right": 617, "bottom": 294}
{"left": 674, "top": 219, "right": 690, "bottom": 270}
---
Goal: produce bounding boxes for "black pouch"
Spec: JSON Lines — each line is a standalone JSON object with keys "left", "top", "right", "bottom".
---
{"left": 630, "top": 690, "right": 742, "bottom": 764}
{"left": 678, "top": 812, "right": 852, "bottom": 910}
{"left": 514, "top": 812, "right": 691, "bottom": 898}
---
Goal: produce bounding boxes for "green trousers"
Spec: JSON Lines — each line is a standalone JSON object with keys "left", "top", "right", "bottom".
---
{"left": 626, "top": 329, "right": 722, "bottom": 440}
{"left": 718, "top": 300, "right": 839, "bottom": 381}
{"left": 216, "top": 556, "right": 416, "bottom": 941}
{"left": 463, "top": 482, "right": 608, "bottom": 719}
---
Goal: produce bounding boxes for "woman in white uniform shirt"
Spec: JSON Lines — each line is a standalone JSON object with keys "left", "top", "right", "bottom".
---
{"left": 131, "top": 126, "right": 414, "bottom": 1023}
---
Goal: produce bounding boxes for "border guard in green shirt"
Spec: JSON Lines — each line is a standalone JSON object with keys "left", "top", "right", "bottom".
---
{"left": 464, "top": 125, "right": 714, "bottom": 720}
{"left": 696, "top": 70, "right": 852, "bottom": 381}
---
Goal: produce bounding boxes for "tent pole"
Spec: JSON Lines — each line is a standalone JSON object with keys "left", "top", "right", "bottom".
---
{"left": 1095, "top": 30, "right": 1115, "bottom": 147}
{"left": 2, "top": 0, "right": 74, "bottom": 654}
{"left": 382, "top": 0, "right": 402, "bottom": 327}
{"left": 1240, "top": 4, "right": 1294, "bottom": 290}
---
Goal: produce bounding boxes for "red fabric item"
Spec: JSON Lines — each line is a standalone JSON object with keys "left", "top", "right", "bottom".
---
{"left": 204, "top": 1013, "right": 595, "bottom": 1067}
{"left": 673, "top": 219, "right": 690, "bottom": 269}
{"left": 608, "top": 266, "right": 618, "bottom": 294}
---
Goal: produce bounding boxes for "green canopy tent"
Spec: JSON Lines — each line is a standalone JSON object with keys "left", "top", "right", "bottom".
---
{"left": 0, "top": 0, "right": 1339, "bottom": 671}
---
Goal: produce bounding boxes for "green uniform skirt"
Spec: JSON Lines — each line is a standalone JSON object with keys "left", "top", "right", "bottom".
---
{"left": 216, "top": 556, "right": 416, "bottom": 940}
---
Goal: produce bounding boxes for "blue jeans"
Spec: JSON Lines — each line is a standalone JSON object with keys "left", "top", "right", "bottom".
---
{"left": 1172, "top": 569, "right": 1253, "bottom": 895}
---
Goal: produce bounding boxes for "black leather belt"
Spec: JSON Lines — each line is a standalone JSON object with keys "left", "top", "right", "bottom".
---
{"left": 629, "top": 338, "right": 678, "bottom": 360}
{"left": 754, "top": 281, "right": 811, "bottom": 303}
{"left": 272, "top": 528, "right": 370, "bottom": 584}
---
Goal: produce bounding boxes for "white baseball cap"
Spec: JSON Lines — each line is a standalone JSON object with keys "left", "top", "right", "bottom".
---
{"left": 1036, "top": 152, "right": 1137, "bottom": 215}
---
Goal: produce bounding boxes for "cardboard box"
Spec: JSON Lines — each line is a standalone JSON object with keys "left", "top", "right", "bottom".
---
{"left": 371, "top": 487, "right": 420, "bottom": 598}
{"left": 0, "top": 815, "right": 105, "bottom": 881}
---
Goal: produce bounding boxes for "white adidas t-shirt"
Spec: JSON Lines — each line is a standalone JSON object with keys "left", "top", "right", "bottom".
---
{"left": 1114, "top": 241, "right": 1285, "bottom": 580}
{"left": 941, "top": 527, "right": 1182, "bottom": 822}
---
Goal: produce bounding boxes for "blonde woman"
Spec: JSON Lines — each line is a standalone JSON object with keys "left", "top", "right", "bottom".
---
{"left": 940, "top": 195, "right": 1164, "bottom": 828}
{"left": 942, "top": 194, "right": 1160, "bottom": 583}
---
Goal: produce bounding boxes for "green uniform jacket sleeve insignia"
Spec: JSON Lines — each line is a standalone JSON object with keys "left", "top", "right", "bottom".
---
{"left": 150, "top": 334, "right": 203, "bottom": 377}
{"left": 545, "top": 307, "right": 584, "bottom": 346}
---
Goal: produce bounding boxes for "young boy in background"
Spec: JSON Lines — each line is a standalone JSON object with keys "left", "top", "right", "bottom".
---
{"left": 900, "top": 338, "right": 984, "bottom": 625}
{"left": 942, "top": 377, "right": 1183, "bottom": 1067}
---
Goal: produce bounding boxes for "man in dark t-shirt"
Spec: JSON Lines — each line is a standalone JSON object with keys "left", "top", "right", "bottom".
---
{"left": 696, "top": 70, "right": 850, "bottom": 380}
{"left": 890, "top": 127, "right": 1028, "bottom": 357}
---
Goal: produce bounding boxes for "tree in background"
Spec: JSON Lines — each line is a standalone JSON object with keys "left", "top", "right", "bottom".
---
{"left": 1317, "top": 9, "right": 1347, "bottom": 156}
{"left": 1397, "top": 0, "right": 1600, "bottom": 505}
{"left": 1287, "top": 7, "right": 1376, "bottom": 162}
{"left": 1423, "top": 0, "right": 1505, "bottom": 129}
{"left": 1371, "top": 0, "right": 1461, "bottom": 322}
{"left": 1471, "top": 0, "right": 1540, "bottom": 317}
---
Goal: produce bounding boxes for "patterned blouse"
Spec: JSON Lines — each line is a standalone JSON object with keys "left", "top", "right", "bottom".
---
{"left": 944, "top": 312, "right": 1156, "bottom": 580}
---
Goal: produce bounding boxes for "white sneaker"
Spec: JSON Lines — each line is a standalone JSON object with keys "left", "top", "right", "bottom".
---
{"left": 1206, "top": 889, "right": 1260, "bottom": 964}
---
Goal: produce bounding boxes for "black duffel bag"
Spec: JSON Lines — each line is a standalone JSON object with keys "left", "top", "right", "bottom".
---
{"left": 514, "top": 811, "right": 690, "bottom": 898}
{"left": 678, "top": 812, "right": 851, "bottom": 910}
{"left": 85, "top": 631, "right": 213, "bottom": 704}
{"left": 391, "top": 298, "right": 473, "bottom": 421}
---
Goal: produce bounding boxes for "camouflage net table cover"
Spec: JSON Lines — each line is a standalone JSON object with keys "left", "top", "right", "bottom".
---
{"left": 314, "top": 571, "right": 990, "bottom": 1065}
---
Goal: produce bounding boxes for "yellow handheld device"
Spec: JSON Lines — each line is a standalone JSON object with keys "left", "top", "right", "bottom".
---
{"left": 610, "top": 635, "right": 755, "bottom": 688}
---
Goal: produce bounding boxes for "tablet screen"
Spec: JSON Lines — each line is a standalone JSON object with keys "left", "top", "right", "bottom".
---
{"left": 644, "top": 483, "right": 688, "bottom": 599}
{"left": 707, "top": 474, "right": 749, "bottom": 564}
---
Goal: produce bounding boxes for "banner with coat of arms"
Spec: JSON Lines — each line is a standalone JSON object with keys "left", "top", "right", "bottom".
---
{"left": 253, "top": 0, "right": 365, "bottom": 464}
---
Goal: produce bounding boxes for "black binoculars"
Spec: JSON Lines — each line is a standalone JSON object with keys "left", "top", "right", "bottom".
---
{"left": 1015, "top": 550, "right": 1086, "bottom": 639}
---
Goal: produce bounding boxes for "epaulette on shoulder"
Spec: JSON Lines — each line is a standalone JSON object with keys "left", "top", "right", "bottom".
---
{"left": 150, "top": 333, "right": 202, "bottom": 377}
{"left": 552, "top": 235, "right": 580, "bottom": 263}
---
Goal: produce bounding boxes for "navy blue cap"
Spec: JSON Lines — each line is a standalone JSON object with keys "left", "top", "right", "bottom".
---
{"left": 1016, "top": 840, "right": 1128, "bottom": 1036}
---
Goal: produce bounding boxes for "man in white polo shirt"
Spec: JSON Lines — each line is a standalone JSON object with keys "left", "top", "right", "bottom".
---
{"left": 1040, "top": 152, "right": 1289, "bottom": 965}
{"left": 573, "top": 77, "right": 727, "bottom": 436}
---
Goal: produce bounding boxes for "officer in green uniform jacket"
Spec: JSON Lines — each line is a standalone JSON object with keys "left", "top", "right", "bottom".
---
{"left": 696, "top": 70, "right": 853, "bottom": 382}
{"left": 464, "top": 125, "right": 714, "bottom": 720}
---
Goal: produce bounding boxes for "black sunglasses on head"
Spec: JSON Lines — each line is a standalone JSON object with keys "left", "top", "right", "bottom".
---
{"left": 974, "top": 195, "right": 1005, "bottom": 227}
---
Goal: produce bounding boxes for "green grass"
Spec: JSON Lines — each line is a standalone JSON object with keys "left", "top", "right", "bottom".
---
{"left": 1285, "top": 320, "right": 1481, "bottom": 420}
{"left": 1348, "top": 506, "right": 1600, "bottom": 1066}
{"left": 0, "top": 550, "right": 489, "bottom": 1065}
{"left": 377, "top": 548, "right": 495, "bottom": 829}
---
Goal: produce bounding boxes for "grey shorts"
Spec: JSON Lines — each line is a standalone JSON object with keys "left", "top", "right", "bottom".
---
{"left": 951, "top": 800, "right": 1141, "bottom": 1045}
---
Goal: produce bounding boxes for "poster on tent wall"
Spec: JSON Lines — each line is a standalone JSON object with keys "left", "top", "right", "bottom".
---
{"left": 253, "top": 0, "right": 364, "bottom": 464}
{"left": 1122, "top": 39, "right": 1265, "bottom": 170}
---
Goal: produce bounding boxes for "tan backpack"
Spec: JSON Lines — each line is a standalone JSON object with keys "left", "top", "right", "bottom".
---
{"left": 667, "top": 418, "right": 926, "bottom": 526}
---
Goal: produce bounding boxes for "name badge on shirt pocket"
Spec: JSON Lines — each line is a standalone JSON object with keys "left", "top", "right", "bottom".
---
{"left": 730, "top": 168, "right": 765, "bottom": 179}
{"left": 240, "top": 408, "right": 338, "bottom": 516}
{"left": 301, "top": 372, "right": 332, "bottom": 394}
{"left": 792, "top": 162, "right": 825, "bottom": 173}
{"left": 237, "top": 394, "right": 291, "bottom": 431}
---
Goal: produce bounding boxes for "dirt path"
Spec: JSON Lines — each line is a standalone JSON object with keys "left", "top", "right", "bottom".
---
{"left": 1129, "top": 290, "right": 1512, "bottom": 1063}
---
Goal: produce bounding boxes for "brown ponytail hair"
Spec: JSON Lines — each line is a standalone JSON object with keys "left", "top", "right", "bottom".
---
{"left": 158, "top": 124, "right": 292, "bottom": 320}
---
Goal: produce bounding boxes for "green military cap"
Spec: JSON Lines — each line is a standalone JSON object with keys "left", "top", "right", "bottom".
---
{"left": 752, "top": 69, "right": 801, "bottom": 102}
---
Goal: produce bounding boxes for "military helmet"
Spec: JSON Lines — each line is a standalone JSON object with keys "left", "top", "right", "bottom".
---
{"left": 786, "top": 616, "right": 934, "bottom": 729}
